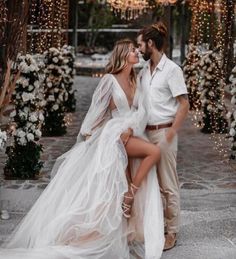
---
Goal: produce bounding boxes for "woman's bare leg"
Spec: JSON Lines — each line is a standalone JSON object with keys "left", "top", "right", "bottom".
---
{"left": 121, "top": 136, "right": 160, "bottom": 218}
{"left": 125, "top": 136, "right": 160, "bottom": 187}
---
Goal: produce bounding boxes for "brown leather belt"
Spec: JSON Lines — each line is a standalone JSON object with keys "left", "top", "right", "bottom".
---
{"left": 146, "top": 123, "right": 173, "bottom": 131}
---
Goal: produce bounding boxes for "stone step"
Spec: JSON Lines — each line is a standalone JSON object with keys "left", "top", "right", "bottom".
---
{"left": 0, "top": 181, "right": 47, "bottom": 213}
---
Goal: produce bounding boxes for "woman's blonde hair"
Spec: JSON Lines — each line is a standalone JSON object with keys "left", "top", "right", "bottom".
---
{"left": 105, "top": 38, "right": 136, "bottom": 86}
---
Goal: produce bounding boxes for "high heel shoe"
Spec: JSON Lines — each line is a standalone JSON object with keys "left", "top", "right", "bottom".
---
{"left": 122, "top": 183, "right": 139, "bottom": 219}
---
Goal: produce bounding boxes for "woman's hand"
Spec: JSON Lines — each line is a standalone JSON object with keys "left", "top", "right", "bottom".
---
{"left": 120, "top": 128, "right": 133, "bottom": 146}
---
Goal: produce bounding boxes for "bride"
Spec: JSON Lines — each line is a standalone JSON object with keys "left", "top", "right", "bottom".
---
{"left": 0, "top": 39, "right": 164, "bottom": 259}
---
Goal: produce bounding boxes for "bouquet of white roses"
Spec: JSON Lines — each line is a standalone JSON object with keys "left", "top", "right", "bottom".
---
{"left": 198, "top": 50, "right": 227, "bottom": 133}
{"left": 4, "top": 54, "right": 45, "bottom": 179}
{"left": 42, "top": 47, "right": 68, "bottom": 136}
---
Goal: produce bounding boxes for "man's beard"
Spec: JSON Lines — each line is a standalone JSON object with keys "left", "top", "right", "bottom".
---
{"left": 142, "top": 45, "right": 151, "bottom": 61}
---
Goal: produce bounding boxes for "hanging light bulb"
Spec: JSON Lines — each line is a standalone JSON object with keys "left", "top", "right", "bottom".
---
{"left": 107, "top": 0, "right": 149, "bottom": 20}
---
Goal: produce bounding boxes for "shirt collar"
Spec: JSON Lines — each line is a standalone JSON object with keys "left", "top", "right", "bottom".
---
{"left": 145, "top": 53, "right": 167, "bottom": 72}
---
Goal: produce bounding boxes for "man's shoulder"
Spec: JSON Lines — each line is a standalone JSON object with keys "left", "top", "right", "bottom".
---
{"left": 165, "top": 57, "right": 182, "bottom": 72}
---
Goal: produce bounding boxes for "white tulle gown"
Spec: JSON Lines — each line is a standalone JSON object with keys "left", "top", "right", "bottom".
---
{"left": 0, "top": 74, "right": 164, "bottom": 259}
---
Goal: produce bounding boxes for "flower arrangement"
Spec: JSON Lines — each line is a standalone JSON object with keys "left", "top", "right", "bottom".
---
{"left": 228, "top": 66, "right": 236, "bottom": 159}
{"left": 4, "top": 54, "right": 45, "bottom": 179}
{"left": 61, "top": 45, "right": 76, "bottom": 112}
{"left": 0, "top": 129, "right": 7, "bottom": 151}
{"left": 42, "top": 47, "right": 68, "bottom": 136}
{"left": 183, "top": 44, "right": 201, "bottom": 110}
{"left": 198, "top": 50, "right": 228, "bottom": 134}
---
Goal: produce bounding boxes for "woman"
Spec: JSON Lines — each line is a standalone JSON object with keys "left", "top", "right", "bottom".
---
{"left": 0, "top": 39, "right": 164, "bottom": 259}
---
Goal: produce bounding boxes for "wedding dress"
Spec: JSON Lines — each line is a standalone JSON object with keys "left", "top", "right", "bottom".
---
{"left": 0, "top": 74, "right": 164, "bottom": 259}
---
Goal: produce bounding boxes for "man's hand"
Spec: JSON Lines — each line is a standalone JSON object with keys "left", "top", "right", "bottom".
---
{"left": 165, "top": 127, "right": 176, "bottom": 143}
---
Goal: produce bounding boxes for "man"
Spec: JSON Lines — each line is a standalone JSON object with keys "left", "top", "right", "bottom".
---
{"left": 137, "top": 22, "right": 189, "bottom": 251}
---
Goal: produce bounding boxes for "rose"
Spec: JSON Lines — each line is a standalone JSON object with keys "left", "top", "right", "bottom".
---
{"left": 52, "top": 104, "right": 59, "bottom": 110}
{"left": 29, "top": 114, "right": 38, "bottom": 122}
{"left": 27, "top": 133, "right": 34, "bottom": 141}
{"left": 39, "top": 113, "right": 44, "bottom": 121}
{"left": 18, "top": 137, "right": 26, "bottom": 145}
{"left": 35, "top": 129, "right": 42, "bottom": 137}
{"left": 229, "top": 128, "right": 236, "bottom": 137}
{"left": 17, "top": 130, "right": 26, "bottom": 138}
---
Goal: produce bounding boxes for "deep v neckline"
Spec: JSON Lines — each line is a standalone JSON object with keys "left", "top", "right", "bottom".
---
{"left": 110, "top": 74, "right": 135, "bottom": 110}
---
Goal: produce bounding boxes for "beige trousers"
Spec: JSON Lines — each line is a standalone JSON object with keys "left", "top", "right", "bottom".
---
{"left": 147, "top": 128, "right": 180, "bottom": 234}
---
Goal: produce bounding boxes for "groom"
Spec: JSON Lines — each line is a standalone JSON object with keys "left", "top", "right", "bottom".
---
{"left": 137, "top": 22, "right": 189, "bottom": 250}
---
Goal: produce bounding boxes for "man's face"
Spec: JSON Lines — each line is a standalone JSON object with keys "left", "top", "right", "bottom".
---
{"left": 137, "top": 34, "right": 152, "bottom": 61}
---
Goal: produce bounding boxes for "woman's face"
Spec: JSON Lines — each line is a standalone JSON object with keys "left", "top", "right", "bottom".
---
{"left": 127, "top": 44, "right": 139, "bottom": 65}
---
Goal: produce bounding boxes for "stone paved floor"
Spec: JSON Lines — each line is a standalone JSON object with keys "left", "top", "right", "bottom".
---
{"left": 0, "top": 76, "right": 236, "bottom": 258}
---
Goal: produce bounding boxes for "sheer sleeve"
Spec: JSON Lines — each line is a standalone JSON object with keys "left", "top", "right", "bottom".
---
{"left": 79, "top": 74, "right": 113, "bottom": 138}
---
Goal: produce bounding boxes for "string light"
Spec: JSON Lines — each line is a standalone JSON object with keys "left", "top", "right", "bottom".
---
{"left": 107, "top": 0, "right": 149, "bottom": 20}
{"left": 187, "top": 1, "right": 235, "bottom": 162}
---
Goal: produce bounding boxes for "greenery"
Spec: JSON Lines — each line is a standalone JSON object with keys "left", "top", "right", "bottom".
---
{"left": 4, "top": 141, "right": 43, "bottom": 179}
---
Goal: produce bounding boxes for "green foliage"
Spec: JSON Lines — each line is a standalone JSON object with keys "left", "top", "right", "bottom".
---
{"left": 4, "top": 141, "right": 43, "bottom": 179}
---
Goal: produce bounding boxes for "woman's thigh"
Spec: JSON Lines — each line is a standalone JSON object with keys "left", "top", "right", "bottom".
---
{"left": 125, "top": 136, "right": 159, "bottom": 158}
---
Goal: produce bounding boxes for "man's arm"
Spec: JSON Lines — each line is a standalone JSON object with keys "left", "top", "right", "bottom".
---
{"left": 165, "top": 94, "right": 190, "bottom": 143}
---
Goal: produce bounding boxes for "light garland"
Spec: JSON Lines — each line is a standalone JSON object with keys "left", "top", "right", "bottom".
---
{"left": 107, "top": 0, "right": 149, "bottom": 20}
{"left": 183, "top": 44, "right": 202, "bottom": 111}
{"left": 187, "top": 0, "right": 235, "bottom": 161}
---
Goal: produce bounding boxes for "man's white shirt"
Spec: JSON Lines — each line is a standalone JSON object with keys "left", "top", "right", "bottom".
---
{"left": 139, "top": 54, "right": 188, "bottom": 125}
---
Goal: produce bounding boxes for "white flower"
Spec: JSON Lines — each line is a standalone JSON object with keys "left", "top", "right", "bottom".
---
{"left": 52, "top": 57, "right": 59, "bottom": 63}
{"left": 52, "top": 104, "right": 59, "bottom": 111}
{"left": 22, "top": 92, "right": 30, "bottom": 102}
{"left": 17, "top": 130, "right": 26, "bottom": 138}
{"left": 10, "top": 110, "right": 16, "bottom": 118}
{"left": 21, "top": 78, "right": 29, "bottom": 87}
{"left": 226, "top": 111, "right": 232, "bottom": 119}
{"left": 27, "top": 133, "right": 34, "bottom": 141}
{"left": 39, "top": 113, "right": 44, "bottom": 121}
{"left": 233, "top": 111, "right": 236, "bottom": 120}
{"left": 0, "top": 130, "right": 7, "bottom": 141}
{"left": 230, "top": 87, "right": 236, "bottom": 95}
{"left": 48, "top": 95, "right": 55, "bottom": 101}
{"left": 231, "top": 121, "right": 236, "bottom": 128}
{"left": 229, "top": 128, "right": 236, "bottom": 137}
{"left": 209, "top": 91, "right": 214, "bottom": 97}
{"left": 29, "top": 64, "right": 36, "bottom": 72}
{"left": 28, "top": 85, "right": 34, "bottom": 91}
{"left": 206, "top": 74, "right": 212, "bottom": 80}
{"left": 35, "top": 129, "right": 42, "bottom": 137}
{"left": 207, "top": 104, "right": 213, "bottom": 111}
{"left": 231, "top": 96, "right": 236, "bottom": 105}
{"left": 19, "top": 111, "right": 27, "bottom": 119}
{"left": 29, "top": 114, "right": 37, "bottom": 122}
{"left": 18, "top": 137, "right": 27, "bottom": 145}
{"left": 24, "top": 107, "right": 30, "bottom": 113}
{"left": 47, "top": 82, "right": 53, "bottom": 88}
{"left": 40, "top": 100, "right": 46, "bottom": 106}
{"left": 34, "top": 81, "right": 40, "bottom": 88}
{"left": 19, "top": 62, "right": 31, "bottom": 73}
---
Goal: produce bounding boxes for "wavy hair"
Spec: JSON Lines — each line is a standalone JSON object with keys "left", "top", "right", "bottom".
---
{"left": 105, "top": 38, "right": 136, "bottom": 86}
